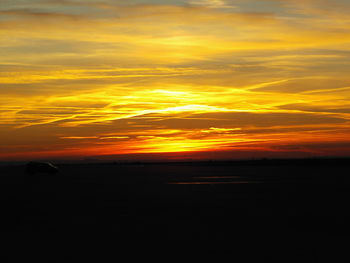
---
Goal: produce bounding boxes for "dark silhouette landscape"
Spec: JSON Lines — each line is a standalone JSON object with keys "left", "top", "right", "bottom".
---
{"left": 1, "top": 158, "right": 350, "bottom": 262}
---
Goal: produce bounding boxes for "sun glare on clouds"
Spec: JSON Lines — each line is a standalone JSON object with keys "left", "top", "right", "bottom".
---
{"left": 1, "top": 0, "right": 350, "bottom": 160}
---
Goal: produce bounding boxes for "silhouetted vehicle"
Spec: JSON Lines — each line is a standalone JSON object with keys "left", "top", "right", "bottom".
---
{"left": 25, "top": 162, "right": 59, "bottom": 175}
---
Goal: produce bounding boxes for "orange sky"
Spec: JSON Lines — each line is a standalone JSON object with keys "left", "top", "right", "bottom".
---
{"left": 1, "top": 0, "right": 350, "bottom": 161}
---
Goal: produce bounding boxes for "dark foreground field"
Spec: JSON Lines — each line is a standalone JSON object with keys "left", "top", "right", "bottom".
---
{"left": 1, "top": 160, "right": 350, "bottom": 262}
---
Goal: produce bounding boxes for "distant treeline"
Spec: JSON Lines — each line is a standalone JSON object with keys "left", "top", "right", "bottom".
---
{"left": 1, "top": 157, "right": 350, "bottom": 167}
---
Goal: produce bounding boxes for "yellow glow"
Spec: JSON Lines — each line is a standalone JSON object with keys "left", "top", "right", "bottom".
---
{"left": 1, "top": 1, "right": 350, "bottom": 160}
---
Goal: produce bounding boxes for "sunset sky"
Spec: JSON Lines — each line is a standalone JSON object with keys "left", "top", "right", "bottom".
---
{"left": 1, "top": 0, "right": 350, "bottom": 161}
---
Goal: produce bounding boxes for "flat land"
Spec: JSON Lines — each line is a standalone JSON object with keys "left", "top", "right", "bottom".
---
{"left": 1, "top": 160, "right": 350, "bottom": 262}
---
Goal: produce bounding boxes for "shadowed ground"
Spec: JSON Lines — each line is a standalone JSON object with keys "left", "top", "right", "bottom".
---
{"left": 1, "top": 160, "right": 350, "bottom": 262}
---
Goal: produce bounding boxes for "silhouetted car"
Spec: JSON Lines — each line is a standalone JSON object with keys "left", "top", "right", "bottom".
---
{"left": 25, "top": 162, "right": 59, "bottom": 175}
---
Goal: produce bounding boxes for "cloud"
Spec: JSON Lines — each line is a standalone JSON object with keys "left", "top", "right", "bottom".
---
{"left": 274, "top": 0, "right": 350, "bottom": 16}
{"left": 189, "top": 0, "right": 236, "bottom": 9}
{"left": 136, "top": 111, "right": 346, "bottom": 129}
{"left": 252, "top": 78, "right": 350, "bottom": 93}
{"left": 1, "top": 0, "right": 350, "bottom": 159}
{"left": 278, "top": 103, "right": 350, "bottom": 114}
{"left": 0, "top": 9, "right": 80, "bottom": 18}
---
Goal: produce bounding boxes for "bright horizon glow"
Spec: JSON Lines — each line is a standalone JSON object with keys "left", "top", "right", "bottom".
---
{"left": 1, "top": 0, "right": 350, "bottom": 161}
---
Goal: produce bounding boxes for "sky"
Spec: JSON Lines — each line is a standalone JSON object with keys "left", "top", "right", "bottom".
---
{"left": 1, "top": 0, "right": 350, "bottom": 161}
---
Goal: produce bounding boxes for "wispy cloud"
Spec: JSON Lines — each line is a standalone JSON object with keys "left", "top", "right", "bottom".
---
{"left": 189, "top": 0, "right": 236, "bottom": 9}
{"left": 1, "top": 0, "right": 350, "bottom": 160}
